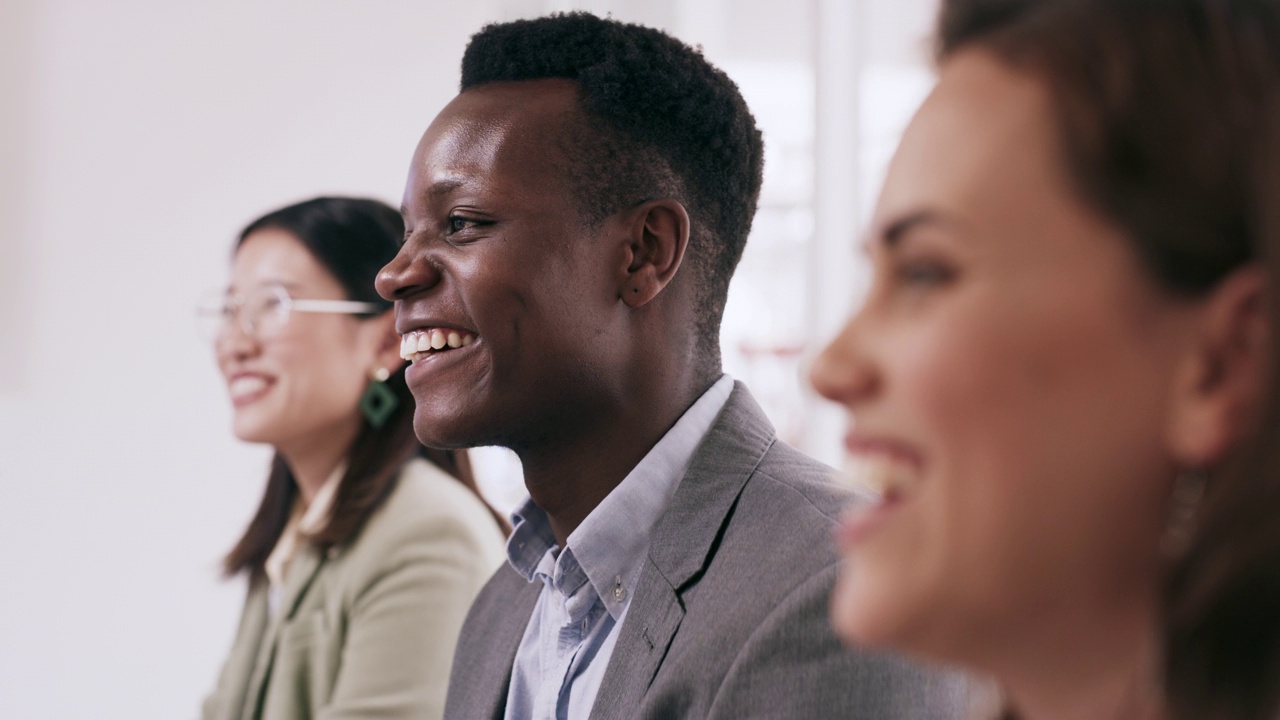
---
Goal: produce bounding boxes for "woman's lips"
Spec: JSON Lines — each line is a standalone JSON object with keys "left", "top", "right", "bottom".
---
{"left": 228, "top": 374, "right": 273, "bottom": 407}
{"left": 836, "top": 491, "right": 905, "bottom": 550}
{"left": 835, "top": 451, "right": 921, "bottom": 500}
{"left": 834, "top": 451, "right": 922, "bottom": 549}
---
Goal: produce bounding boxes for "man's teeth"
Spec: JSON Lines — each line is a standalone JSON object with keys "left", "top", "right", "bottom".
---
{"left": 838, "top": 456, "right": 916, "bottom": 500}
{"left": 399, "top": 329, "right": 477, "bottom": 360}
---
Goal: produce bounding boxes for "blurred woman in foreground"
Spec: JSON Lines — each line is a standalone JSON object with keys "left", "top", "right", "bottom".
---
{"left": 811, "top": 1, "right": 1280, "bottom": 718}
{"left": 200, "top": 197, "right": 505, "bottom": 720}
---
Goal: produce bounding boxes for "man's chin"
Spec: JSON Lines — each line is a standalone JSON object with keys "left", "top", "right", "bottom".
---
{"left": 411, "top": 410, "right": 487, "bottom": 451}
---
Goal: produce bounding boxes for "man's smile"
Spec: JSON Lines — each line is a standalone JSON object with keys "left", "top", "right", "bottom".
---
{"left": 399, "top": 327, "right": 478, "bottom": 362}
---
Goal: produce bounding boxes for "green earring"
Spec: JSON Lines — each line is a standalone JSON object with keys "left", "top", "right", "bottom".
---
{"left": 360, "top": 366, "right": 399, "bottom": 429}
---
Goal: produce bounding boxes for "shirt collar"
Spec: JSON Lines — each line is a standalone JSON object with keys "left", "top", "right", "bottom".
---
{"left": 507, "top": 498, "right": 559, "bottom": 582}
{"left": 505, "top": 374, "right": 734, "bottom": 620}
{"left": 298, "top": 461, "right": 344, "bottom": 534}
{"left": 264, "top": 460, "right": 346, "bottom": 591}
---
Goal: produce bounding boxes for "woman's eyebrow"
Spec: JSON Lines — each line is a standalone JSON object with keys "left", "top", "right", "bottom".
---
{"left": 880, "top": 210, "right": 948, "bottom": 249}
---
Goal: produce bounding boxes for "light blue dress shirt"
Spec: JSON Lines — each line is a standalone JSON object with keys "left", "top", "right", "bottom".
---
{"left": 502, "top": 375, "right": 734, "bottom": 720}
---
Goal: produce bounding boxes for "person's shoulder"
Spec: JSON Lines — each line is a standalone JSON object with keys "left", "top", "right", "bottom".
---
{"left": 701, "top": 438, "right": 855, "bottom": 581}
{"left": 342, "top": 458, "right": 505, "bottom": 571}
{"left": 709, "top": 381, "right": 856, "bottom": 524}
{"left": 749, "top": 439, "right": 855, "bottom": 524}
{"left": 386, "top": 453, "right": 496, "bottom": 520}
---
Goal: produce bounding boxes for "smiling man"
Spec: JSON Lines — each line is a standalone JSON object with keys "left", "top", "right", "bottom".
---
{"left": 376, "top": 12, "right": 967, "bottom": 720}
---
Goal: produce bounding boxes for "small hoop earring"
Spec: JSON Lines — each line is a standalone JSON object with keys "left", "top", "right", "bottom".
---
{"left": 1161, "top": 469, "right": 1207, "bottom": 558}
{"left": 359, "top": 366, "right": 398, "bottom": 428}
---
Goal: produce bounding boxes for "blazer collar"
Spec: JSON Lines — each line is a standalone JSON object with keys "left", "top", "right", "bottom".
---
{"left": 646, "top": 381, "right": 776, "bottom": 590}
{"left": 241, "top": 545, "right": 328, "bottom": 719}
{"left": 590, "top": 381, "right": 776, "bottom": 718}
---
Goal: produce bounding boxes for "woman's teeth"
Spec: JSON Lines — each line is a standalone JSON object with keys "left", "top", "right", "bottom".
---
{"left": 838, "top": 455, "right": 917, "bottom": 501}
{"left": 399, "top": 328, "right": 476, "bottom": 361}
{"left": 229, "top": 376, "right": 268, "bottom": 399}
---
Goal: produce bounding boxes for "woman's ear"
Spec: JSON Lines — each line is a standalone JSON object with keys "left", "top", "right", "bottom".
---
{"left": 619, "top": 199, "right": 691, "bottom": 308}
{"left": 1167, "top": 266, "right": 1269, "bottom": 466}
{"left": 366, "top": 309, "right": 406, "bottom": 374}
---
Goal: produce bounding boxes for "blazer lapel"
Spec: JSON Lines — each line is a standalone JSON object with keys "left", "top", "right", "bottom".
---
{"left": 241, "top": 546, "right": 327, "bottom": 719}
{"left": 209, "top": 583, "right": 270, "bottom": 720}
{"left": 478, "top": 576, "right": 544, "bottom": 720}
{"left": 589, "top": 382, "right": 777, "bottom": 719}
{"left": 588, "top": 562, "right": 685, "bottom": 720}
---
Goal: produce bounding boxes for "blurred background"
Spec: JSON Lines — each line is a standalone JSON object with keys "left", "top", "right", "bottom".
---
{"left": 0, "top": 0, "right": 936, "bottom": 716}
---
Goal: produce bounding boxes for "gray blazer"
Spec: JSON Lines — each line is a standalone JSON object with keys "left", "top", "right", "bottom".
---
{"left": 445, "top": 383, "right": 970, "bottom": 719}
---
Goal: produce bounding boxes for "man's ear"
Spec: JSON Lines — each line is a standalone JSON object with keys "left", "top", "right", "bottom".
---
{"left": 1167, "top": 265, "right": 1270, "bottom": 467}
{"left": 619, "top": 199, "right": 690, "bottom": 308}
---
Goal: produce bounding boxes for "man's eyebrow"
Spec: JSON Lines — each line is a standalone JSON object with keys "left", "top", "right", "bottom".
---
{"left": 428, "top": 178, "right": 466, "bottom": 197}
{"left": 402, "top": 178, "right": 470, "bottom": 218}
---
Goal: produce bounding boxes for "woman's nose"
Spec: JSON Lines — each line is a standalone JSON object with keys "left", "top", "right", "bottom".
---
{"left": 214, "top": 317, "right": 259, "bottom": 363}
{"left": 810, "top": 312, "right": 881, "bottom": 407}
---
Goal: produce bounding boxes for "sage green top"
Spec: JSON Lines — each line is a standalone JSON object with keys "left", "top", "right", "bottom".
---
{"left": 201, "top": 458, "right": 506, "bottom": 720}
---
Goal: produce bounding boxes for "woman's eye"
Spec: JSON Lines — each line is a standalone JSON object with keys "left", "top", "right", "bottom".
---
{"left": 895, "top": 260, "right": 956, "bottom": 287}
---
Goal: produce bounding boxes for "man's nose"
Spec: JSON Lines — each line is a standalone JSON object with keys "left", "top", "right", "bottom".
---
{"left": 376, "top": 242, "right": 442, "bottom": 302}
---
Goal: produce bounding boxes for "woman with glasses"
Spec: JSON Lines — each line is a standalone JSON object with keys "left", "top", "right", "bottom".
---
{"left": 811, "top": 0, "right": 1280, "bottom": 718}
{"left": 199, "top": 197, "right": 506, "bottom": 720}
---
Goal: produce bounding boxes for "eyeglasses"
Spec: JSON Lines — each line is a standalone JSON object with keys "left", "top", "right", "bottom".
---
{"left": 196, "top": 283, "right": 383, "bottom": 342}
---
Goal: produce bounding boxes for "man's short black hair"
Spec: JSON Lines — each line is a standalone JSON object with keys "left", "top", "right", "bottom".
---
{"left": 460, "top": 12, "right": 765, "bottom": 361}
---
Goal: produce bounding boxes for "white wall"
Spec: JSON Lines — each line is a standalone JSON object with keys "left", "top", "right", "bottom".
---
{"left": 0, "top": 1, "right": 936, "bottom": 717}
{"left": 0, "top": 2, "right": 501, "bottom": 717}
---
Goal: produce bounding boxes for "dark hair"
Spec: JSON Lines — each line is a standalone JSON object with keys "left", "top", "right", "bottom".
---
{"left": 937, "top": 1, "right": 1280, "bottom": 718}
{"left": 459, "top": 12, "right": 764, "bottom": 365}
{"left": 222, "top": 196, "right": 505, "bottom": 579}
